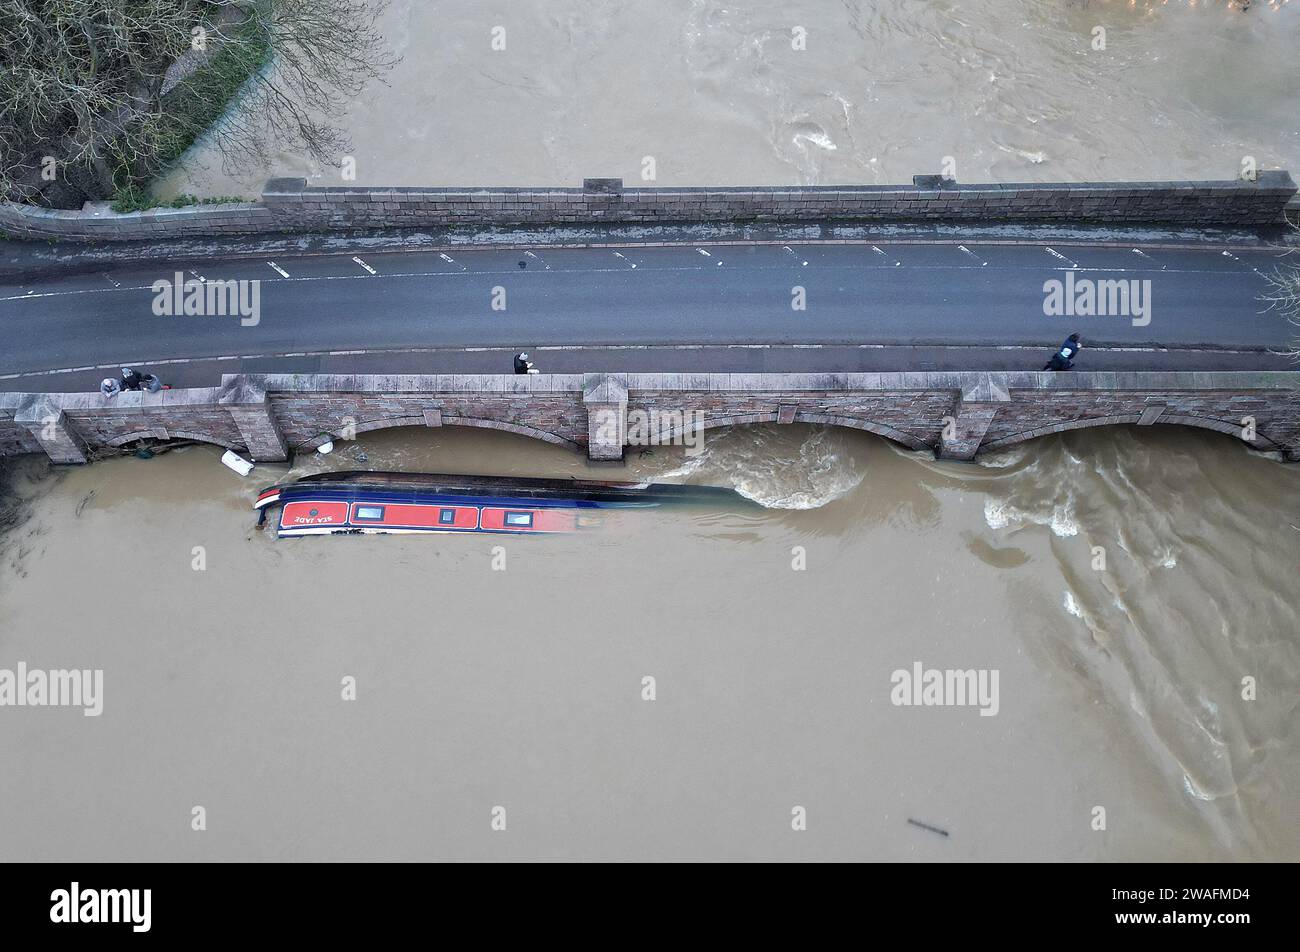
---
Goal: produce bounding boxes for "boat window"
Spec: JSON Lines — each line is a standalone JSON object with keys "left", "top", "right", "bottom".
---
{"left": 439, "top": 508, "right": 457, "bottom": 525}
{"left": 354, "top": 505, "right": 385, "bottom": 521}
{"left": 504, "top": 511, "right": 534, "bottom": 527}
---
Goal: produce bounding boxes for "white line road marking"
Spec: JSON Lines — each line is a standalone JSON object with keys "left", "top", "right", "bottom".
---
{"left": 1133, "top": 248, "right": 1166, "bottom": 270}
{"left": 267, "top": 261, "right": 290, "bottom": 278}
{"left": 957, "top": 245, "right": 987, "bottom": 266}
{"left": 352, "top": 257, "right": 377, "bottom": 275}
{"left": 696, "top": 248, "right": 711, "bottom": 256}
{"left": 1044, "top": 248, "right": 1078, "bottom": 268}
{"left": 0, "top": 261, "right": 1266, "bottom": 305}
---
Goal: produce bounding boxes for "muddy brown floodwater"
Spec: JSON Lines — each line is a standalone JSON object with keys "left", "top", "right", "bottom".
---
{"left": 1, "top": 423, "right": 1296, "bottom": 861}
{"left": 160, "top": 0, "right": 1300, "bottom": 198}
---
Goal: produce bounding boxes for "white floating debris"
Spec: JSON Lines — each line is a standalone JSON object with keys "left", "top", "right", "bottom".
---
{"left": 221, "top": 450, "right": 254, "bottom": 476}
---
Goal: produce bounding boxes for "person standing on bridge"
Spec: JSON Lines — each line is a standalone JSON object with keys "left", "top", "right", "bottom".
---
{"left": 1043, "top": 334, "right": 1083, "bottom": 371}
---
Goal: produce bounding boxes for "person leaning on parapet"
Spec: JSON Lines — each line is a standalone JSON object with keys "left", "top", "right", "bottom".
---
{"left": 1042, "top": 334, "right": 1083, "bottom": 371}
{"left": 513, "top": 352, "right": 540, "bottom": 375}
{"left": 119, "top": 367, "right": 166, "bottom": 391}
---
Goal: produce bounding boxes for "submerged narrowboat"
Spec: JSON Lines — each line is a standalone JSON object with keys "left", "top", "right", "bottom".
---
{"left": 254, "top": 471, "right": 742, "bottom": 537}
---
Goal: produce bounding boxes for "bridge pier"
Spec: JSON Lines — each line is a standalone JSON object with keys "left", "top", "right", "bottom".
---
{"left": 14, "top": 397, "right": 88, "bottom": 464}
{"left": 938, "top": 375, "right": 1011, "bottom": 460}
{"left": 219, "top": 378, "right": 288, "bottom": 462}
{"left": 584, "top": 374, "right": 628, "bottom": 461}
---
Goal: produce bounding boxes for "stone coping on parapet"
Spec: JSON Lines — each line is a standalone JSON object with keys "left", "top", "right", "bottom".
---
{"left": 4, "top": 371, "right": 1296, "bottom": 415}
{"left": 261, "top": 172, "right": 1298, "bottom": 199}
{"left": 237, "top": 370, "right": 1300, "bottom": 395}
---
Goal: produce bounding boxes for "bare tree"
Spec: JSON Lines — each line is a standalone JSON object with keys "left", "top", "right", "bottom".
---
{"left": 1259, "top": 250, "right": 1300, "bottom": 360}
{"left": 1, "top": 0, "right": 397, "bottom": 208}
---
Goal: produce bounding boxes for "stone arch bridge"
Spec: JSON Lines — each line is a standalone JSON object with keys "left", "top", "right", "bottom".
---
{"left": 2, "top": 372, "right": 1296, "bottom": 465}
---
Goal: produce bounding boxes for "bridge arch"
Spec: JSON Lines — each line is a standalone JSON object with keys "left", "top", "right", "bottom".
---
{"left": 648, "top": 411, "right": 929, "bottom": 453}
{"left": 299, "top": 415, "right": 580, "bottom": 452}
{"left": 980, "top": 414, "right": 1283, "bottom": 454}
{"left": 105, "top": 429, "right": 241, "bottom": 450}
{"left": 793, "top": 413, "right": 930, "bottom": 451}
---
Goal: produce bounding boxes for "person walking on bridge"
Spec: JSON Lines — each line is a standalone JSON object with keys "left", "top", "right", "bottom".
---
{"left": 1043, "top": 334, "right": 1083, "bottom": 371}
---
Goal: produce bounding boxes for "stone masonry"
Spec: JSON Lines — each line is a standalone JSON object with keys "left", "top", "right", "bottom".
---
{"left": 0, "top": 372, "right": 1296, "bottom": 465}
{"left": 1, "top": 172, "right": 1294, "bottom": 241}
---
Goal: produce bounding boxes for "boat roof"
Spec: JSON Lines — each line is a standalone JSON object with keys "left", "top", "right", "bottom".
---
{"left": 259, "top": 470, "right": 748, "bottom": 507}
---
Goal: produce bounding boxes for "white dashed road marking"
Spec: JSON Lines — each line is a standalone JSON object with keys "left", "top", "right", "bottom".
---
{"left": 1044, "top": 247, "right": 1078, "bottom": 268}
{"left": 352, "top": 256, "right": 377, "bottom": 275}
{"left": 267, "top": 261, "right": 290, "bottom": 278}
{"left": 957, "top": 245, "right": 987, "bottom": 266}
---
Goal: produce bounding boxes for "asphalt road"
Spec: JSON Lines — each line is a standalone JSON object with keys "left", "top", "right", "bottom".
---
{"left": 2, "top": 239, "right": 1296, "bottom": 391}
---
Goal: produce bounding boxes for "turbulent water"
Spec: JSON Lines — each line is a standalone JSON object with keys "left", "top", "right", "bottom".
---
{"left": 0, "top": 424, "right": 1296, "bottom": 861}
{"left": 160, "top": 0, "right": 1300, "bottom": 198}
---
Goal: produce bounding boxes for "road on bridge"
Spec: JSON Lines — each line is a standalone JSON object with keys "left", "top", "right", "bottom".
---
{"left": 1, "top": 239, "right": 1295, "bottom": 391}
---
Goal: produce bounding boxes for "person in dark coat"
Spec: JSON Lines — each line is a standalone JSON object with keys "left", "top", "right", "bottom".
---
{"left": 1043, "top": 334, "right": 1083, "bottom": 371}
{"left": 120, "top": 367, "right": 144, "bottom": 390}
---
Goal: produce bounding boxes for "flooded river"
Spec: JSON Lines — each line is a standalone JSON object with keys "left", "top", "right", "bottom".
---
{"left": 1, "top": 424, "right": 1296, "bottom": 860}
{"left": 161, "top": 0, "right": 1300, "bottom": 197}
{"left": 6, "top": 0, "right": 1298, "bottom": 863}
